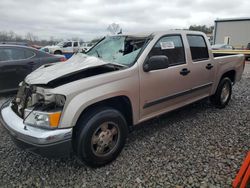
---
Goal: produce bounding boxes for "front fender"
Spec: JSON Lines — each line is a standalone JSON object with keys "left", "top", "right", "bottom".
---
{"left": 49, "top": 47, "right": 61, "bottom": 53}
{"left": 58, "top": 76, "right": 140, "bottom": 128}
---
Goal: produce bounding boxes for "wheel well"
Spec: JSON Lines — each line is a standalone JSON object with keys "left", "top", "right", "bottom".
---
{"left": 221, "top": 70, "right": 236, "bottom": 83}
{"left": 54, "top": 50, "right": 62, "bottom": 54}
{"left": 77, "top": 96, "right": 133, "bottom": 128}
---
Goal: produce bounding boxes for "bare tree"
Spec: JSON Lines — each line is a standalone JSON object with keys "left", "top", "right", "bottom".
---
{"left": 0, "top": 31, "right": 9, "bottom": 41}
{"left": 15, "top": 34, "right": 23, "bottom": 42}
{"left": 71, "top": 37, "right": 80, "bottom": 41}
{"left": 0, "top": 30, "right": 86, "bottom": 46}
{"left": 107, "top": 23, "right": 121, "bottom": 35}
{"left": 25, "top": 32, "right": 38, "bottom": 42}
{"left": 8, "top": 31, "right": 15, "bottom": 40}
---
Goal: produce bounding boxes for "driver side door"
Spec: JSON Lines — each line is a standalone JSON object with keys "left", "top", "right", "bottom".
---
{"left": 73, "top": 42, "right": 79, "bottom": 53}
{"left": 63, "top": 42, "right": 73, "bottom": 53}
{"left": 139, "top": 35, "right": 192, "bottom": 121}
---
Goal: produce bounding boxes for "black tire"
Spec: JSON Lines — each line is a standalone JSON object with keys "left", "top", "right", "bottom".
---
{"left": 210, "top": 77, "right": 232, "bottom": 108}
{"left": 74, "top": 107, "right": 128, "bottom": 167}
{"left": 54, "top": 50, "right": 62, "bottom": 55}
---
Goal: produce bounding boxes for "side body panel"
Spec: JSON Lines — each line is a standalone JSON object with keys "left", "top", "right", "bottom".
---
{"left": 36, "top": 31, "right": 244, "bottom": 128}
{"left": 211, "top": 54, "right": 245, "bottom": 94}
{"left": 183, "top": 33, "right": 216, "bottom": 101}
{"left": 48, "top": 67, "right": 140, "bottom": 128}
{"left": 137, "top": 33, "right": 193, "bottom": 122}
{"left": 137, "top": 32, "right": 244, "bottom": 123}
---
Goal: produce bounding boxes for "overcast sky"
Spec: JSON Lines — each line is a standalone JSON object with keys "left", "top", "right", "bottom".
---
{"left": 0, "top": 0, "right": 249, "bottom": 41}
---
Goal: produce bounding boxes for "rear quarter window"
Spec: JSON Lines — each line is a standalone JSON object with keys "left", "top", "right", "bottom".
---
{"left": 187, "top": 35, "right": 209, "bottom": 61}
{"left": 24, "top": 49, "right": 35, "bottom": 59}
{"left": 0, "top": 48, "right": 35, "bottom": 61}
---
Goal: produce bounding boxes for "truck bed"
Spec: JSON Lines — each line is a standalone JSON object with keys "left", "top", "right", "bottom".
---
{"left": 213, "top": 54, "right": 245, "bottom": 84}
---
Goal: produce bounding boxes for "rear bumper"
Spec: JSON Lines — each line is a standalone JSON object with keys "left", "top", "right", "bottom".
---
{"left": 0, "top": 102, "right": 73, "bottom": 157}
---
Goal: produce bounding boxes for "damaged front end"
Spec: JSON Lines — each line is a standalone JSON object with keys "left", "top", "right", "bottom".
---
{"left": 12, "top": 82, "right": 66, "bottom": 129}
{"left": 0, "top": 81, "right": 73, "bottom": 157}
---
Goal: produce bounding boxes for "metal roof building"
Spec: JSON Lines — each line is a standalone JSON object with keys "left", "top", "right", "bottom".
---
{"left": 214, "top": 17, "right": 250, "bottom": 48}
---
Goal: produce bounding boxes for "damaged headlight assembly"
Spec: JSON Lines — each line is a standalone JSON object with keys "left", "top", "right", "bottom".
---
{"left": 24, "top": 109, "right": 62, "bottom": 129}
{"left": 23, "top": 94, "right": 66, "bottom": 129}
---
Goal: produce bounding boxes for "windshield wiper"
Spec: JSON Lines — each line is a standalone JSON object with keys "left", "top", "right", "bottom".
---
{"left": 95, "top": 50, "right": 101, "bottom": 58}
{"left": 108, "top": 62, "right": 128, "bottom": 69}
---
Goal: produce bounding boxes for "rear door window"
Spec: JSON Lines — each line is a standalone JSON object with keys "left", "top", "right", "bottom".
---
{"left": 0, "top": 49, "right": 13, "bottom": 61}
{"left": 73, "top": 42, "right": 78, "bottom": 47}
{"left": 10, "top": 48, "right": 26, "bottom": 60}
{"left": 148, "top": 35, "right": 186, "bottom": 66}
{"left": 0, "top": 48, "right": 35, "bottom": 62}
{"left": 187, "top": 35, "right": 209, "bottom": 61}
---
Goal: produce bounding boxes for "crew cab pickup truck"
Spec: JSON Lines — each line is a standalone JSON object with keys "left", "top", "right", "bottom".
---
{"left": 41, "top": 41, "right": 86, "bottom": 58}
{"left": 0, "top": 31, "right": 245, "bottom": 167}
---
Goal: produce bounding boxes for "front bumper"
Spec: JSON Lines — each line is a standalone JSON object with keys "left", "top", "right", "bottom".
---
{"left": 0, "top": 103, "right": 73, "bottom": 157}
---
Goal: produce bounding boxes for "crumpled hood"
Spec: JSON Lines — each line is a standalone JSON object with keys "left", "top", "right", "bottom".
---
{"left": 25, "top": 53, "right": 109, "bottom": 85}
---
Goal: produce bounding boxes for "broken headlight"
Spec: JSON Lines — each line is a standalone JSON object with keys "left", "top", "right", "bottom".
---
{"left": 23, "top": 93, "right": 66, "bottom": 129}
{"left": 43, "top": 94, "right": 66, "bottom": 107}
{"left": 24, "top": 109, "right": 62, "bottom": 129}
{"left": 55, "top": 94, "right": 66, "bottom": 107}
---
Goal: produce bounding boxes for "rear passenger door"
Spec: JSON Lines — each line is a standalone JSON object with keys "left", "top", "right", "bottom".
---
{"left": 186, "top": 35, "right": 215, "bottom": 99}
{"left": 140, "top": 35, "right": 193, "bottom": 120}
{"left": 15, "top": 48, "right": 38, "bottom": 80}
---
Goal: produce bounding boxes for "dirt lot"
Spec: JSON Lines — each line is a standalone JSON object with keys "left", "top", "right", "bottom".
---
{"left": 0, "top": 63, "right": 249, "bottom": 187}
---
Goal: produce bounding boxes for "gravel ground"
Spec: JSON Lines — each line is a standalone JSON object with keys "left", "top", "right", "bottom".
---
{"left": 0, "top": 64, "right": 249, "bottom": 188}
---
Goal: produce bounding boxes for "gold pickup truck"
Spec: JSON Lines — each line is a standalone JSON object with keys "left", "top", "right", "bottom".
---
{"left": 0, "top": 30, "right": 245, "bottom": 167}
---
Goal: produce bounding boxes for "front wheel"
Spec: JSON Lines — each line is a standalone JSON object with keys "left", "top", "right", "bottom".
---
{"left": 74, "top": 107, "right": 128, "bottom": 167}
{"left": 210, "top": 77, "right": 232, "bottom": 108}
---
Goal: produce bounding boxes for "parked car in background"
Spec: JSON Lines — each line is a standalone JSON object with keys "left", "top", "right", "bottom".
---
{"left": 0, "top": 45, "right": 66, "bottom": 93}
{"left": 81, "top": 42, "right": 94, "bottom": 52}
{"left": 30, "top": 44, "right": 42, "bottom": 50}
{"left": 245, "top": 43, "right": 250, "bottom": 60}
{"left": 0, "top": 42, "right": 28, "bottom": 46}
{"left": 41, "top": 41, "right": 86, "bottom": 59}
{"left": 246, "top": 43, "right": 250, "bottom": 50}
{"left": 1, "top": 42, "right": 42, "bottom": 50}
{"left": 211, "top": 44, "right": 234, "bottom": 50}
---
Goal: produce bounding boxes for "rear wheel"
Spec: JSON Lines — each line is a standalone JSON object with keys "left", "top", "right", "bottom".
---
{"left": 54, "top": 50, "right": 62, "bottom": 55}
{"left": 74, "top": 107, "right": 128, "bottom": 167}
{"left": 210, "top": 77, "right": 232, "bottom": 108}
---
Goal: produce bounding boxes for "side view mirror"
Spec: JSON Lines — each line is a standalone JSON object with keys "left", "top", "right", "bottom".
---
{"left": 143, "top": 55, "right": 169, "bottom": 72}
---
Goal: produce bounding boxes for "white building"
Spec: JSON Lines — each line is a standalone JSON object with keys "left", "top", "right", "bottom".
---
{"left": 214, "top": 17, "right": 250, "bottom": 49}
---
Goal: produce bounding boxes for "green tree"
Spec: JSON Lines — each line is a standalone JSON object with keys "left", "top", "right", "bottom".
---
{"left": 189, "top": 25, "right": 214, "bottom": 34}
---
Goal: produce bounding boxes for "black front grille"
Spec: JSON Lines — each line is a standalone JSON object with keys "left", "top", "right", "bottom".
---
{"left": 13, "top": 82, "right": 32, "bottom": 117}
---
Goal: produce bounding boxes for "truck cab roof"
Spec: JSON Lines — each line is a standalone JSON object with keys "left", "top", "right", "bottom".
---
{"left": 116, "top": 30, "right": 206, "bottom": 38}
